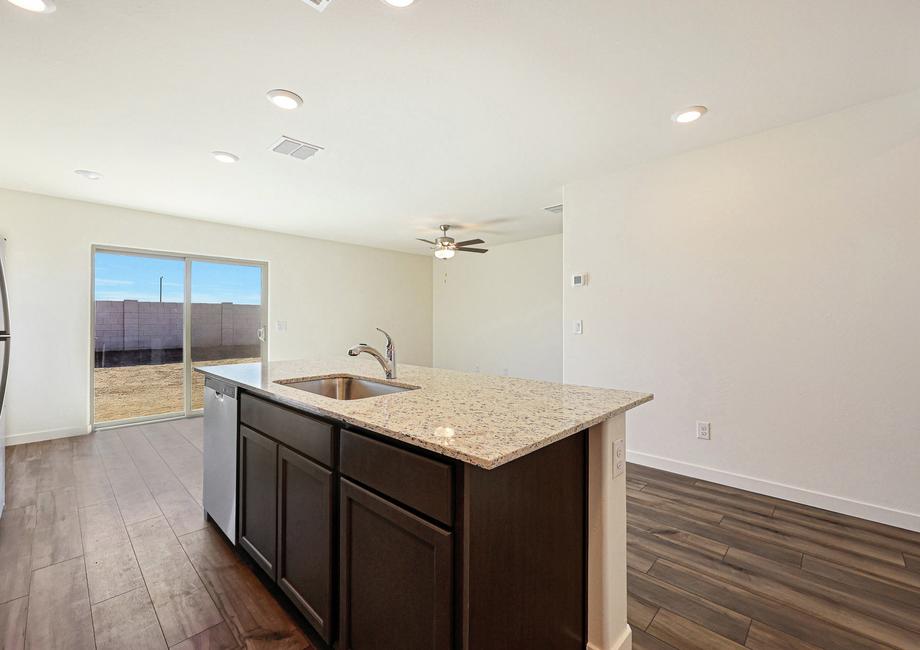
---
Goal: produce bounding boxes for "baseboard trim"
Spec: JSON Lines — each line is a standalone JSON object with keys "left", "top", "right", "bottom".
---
{"left": 587, "top": 624, "right": 632, "bottom": 650}
{"left": 5, "top": 425, "right": 91, "bottom": 446}
{"left": 628, "top": 451, "right": 920, "bottom": 534}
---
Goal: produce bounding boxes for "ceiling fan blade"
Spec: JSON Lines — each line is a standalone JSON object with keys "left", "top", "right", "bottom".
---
{"left": 456, "top": 247, "right": 489, "bottom": 254}
{"left": 454, "top": 238, "right": 484, "bottom": 247}
{"left": 416, "top": 238, "right": 437, "bottom": 245}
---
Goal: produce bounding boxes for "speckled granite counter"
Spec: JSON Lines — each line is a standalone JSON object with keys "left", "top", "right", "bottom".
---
{"left": 195, "top": 358, "right": 652, "bottom": 469}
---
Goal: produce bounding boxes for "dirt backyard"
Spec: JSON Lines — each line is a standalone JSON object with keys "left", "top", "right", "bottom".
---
{"left": 93, "top": 358, "right": 258, "bottom": 422}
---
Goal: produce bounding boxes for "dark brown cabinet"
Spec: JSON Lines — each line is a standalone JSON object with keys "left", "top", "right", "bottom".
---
{"left": 277, "top": 446, "right": 334, "bottom": 642}
{"left": 241, "top": 392, "right": 334, "bottom": 466}
{"left": 339, "top": 479, "right": 453, "bottom": 650}
{"left": 238, "top": 424, "right": 278, "bottom": 578}
{"left": 339, "top": 429, "right": 453, "bottom": 526}
{"left": 233, "top": 392, "right": 587, "bottom": 650}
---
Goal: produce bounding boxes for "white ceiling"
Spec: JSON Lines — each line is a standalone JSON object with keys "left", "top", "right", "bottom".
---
{"left": 2, "top": 0, "right": 920, "bottom": 253}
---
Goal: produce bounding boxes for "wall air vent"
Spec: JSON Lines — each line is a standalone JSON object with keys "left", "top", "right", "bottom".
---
{"left": 302, "top": 0, "right": 333, "bottom": 12}
{"left": 271, "top": 136, "right": 324, "bottom": 161}
{"left": 544, "top": 204, "right": 564, "bottom": 214}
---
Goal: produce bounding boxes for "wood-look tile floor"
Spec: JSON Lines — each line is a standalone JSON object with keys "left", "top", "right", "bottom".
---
{"left": 626, "top": 463, "right": 920, "bottom": 650}
{"left": 0, "top": 418, "right": 314, "bottom": 650}
{"left": 4, "top": 422, "right": 920, "bottom": 650}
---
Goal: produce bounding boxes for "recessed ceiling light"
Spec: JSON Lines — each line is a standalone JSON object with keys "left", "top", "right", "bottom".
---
{"left": 381, "top": 0, "right": 415, "bottom": 7}
{"left": 7, "top": 0, "right": 56, "bottom": 13}
{"left": 672, "top": 106, "right": 708, "bottom": 124}
{"left": 266, "top": 89, "right": 303, "bottom": 111}
{"left": 74, "top": 169, "right": 103, "bottom": 180}
{"left": 211, "top": 151, "right": 239, "bottom": 164}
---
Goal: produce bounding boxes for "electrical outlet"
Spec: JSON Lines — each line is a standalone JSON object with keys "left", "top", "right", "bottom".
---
{"left": 276, "top": 320, "right": 288, "bottom": 332}
{"left": 613, "top": 438, "right": 626, "bottom": 478}
{"left": 696, "top": 421, "right": 711, "bottom": 440}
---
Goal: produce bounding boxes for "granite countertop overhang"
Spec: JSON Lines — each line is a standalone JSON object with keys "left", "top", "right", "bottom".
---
{"left": 196, "top": 358, "right": 653, "bottom": 469}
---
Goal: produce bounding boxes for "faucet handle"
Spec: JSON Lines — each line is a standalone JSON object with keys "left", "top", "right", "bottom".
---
{"left": 376, "top": 328, "right": 395, "bottom": 358}
{"left": 376, "top": 328, "right": 393, "bottom": 345}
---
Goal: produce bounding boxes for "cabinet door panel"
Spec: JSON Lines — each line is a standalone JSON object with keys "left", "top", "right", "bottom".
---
{"left": 340, "top": 479, "right": 452, "bottom": 650}
{"left": 239, "top": 425, "right": 277, "bottom": 577}
{"left": 278, "top": 446, "right": 333, "bottom": 642}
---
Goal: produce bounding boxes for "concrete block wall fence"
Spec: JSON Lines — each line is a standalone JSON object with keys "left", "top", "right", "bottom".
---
{"left": 94, "top": 300, "right": 260, "bottom": 352}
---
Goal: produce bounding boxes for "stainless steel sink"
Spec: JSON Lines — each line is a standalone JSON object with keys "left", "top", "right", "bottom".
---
{"left": 275, "top": 375, "right": 419, "bottom": 400}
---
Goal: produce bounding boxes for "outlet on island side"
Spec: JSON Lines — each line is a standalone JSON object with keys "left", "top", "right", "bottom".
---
{"left": 613, "top": 438, "right": 626, "bottom": 478}
{"left": 696, "top": 421, "right": 711, "bottom": 440}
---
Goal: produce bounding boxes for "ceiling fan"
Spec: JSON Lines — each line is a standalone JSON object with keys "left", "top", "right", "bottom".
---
{"left": 417, "top": 225, "right": 489, "bottom": 260}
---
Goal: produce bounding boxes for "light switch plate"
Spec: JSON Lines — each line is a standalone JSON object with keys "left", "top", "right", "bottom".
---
{"left": 573, "top": 320, "right": 583, "bottom": 335}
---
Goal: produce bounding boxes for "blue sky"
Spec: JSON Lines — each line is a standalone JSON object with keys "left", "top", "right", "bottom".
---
{"left": 95, "top": 252, "right": 262, "bottom": 304}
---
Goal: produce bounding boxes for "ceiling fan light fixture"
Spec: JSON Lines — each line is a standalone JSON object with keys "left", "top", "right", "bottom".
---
{"left": 420, "top": 224, "right": 487, "bottom": 258}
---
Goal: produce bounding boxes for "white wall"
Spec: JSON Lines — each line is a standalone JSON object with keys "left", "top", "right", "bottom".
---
{"left": 564, "top": 90, "right": 920, "bottom": 531}
{"left": 0, "top": 189, "right": 432, "bottom": 442}
{"left": 433, "top": 235, "right": 562, "bottom": 381}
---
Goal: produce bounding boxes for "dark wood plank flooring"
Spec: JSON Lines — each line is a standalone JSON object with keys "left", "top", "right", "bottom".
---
{"left": 3, "top": 423, "right": 919, "bottom": 649}
{"left": 627, "top": 463, "right": 920, "bottom": 650}
{"left": 0, "top": 419, "right": 313, "bottom": 650}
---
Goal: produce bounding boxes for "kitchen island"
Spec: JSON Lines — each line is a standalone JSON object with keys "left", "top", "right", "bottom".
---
{"left": 197, "top": 358, "right": 652, "bottom": 650}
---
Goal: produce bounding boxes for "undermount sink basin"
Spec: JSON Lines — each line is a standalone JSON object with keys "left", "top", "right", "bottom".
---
{"left": 276, "top": 375, "right": 419, "bottom": 400}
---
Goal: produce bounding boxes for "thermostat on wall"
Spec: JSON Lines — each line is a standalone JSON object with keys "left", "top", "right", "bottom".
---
{"left": 571, "top": 273, "right": 588, "bottom": 287}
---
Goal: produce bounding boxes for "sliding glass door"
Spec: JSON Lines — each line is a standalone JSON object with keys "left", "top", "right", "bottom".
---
{"left": 93, "top": 251, "right": 186, "bottom": 423}
{"left": 189, "top": 260, "right": 264, "bottom": 411}
{"left": 92, "top": 248, "right": 266, "bottom": 426}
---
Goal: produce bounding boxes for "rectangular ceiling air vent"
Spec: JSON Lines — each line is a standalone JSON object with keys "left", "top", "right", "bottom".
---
{"left": 302, "top": 0, "right": 333, "bottom": 12}
{"left": 271, "top": 136, "right": 324, "bottom": 161}
{"left": 544, "top": 204, "right": 564, "bottom": 214}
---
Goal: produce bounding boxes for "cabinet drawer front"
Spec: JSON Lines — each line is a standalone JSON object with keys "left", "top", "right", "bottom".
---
{"left": 340, "top": 429, "right": 453, "bottom": 526}
{"left": 240, "top": 393, "right": 333, "bottom": 466}
{"left": 340, "top": 479, "right": 452, "bottom": 650}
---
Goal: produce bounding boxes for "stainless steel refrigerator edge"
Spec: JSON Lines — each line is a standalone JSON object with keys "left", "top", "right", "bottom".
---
{"left": 0, "top": 237, "right": 10, "bottom": 518}
{"left": 203, "top": 376, "right": 238, "bottom": 542}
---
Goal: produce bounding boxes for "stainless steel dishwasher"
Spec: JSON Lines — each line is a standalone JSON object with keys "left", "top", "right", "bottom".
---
{"left": 203, "top": 377, "right": 238, "bottom": 543}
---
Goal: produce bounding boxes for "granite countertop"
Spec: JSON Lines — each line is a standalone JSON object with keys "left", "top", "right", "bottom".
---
{"left": 196, "top": 358, "right": 652, "bottom": 469}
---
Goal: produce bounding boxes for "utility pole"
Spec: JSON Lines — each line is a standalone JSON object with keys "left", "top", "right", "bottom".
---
{"left": 159, "top": 276, "right": 164, "bottom": 303}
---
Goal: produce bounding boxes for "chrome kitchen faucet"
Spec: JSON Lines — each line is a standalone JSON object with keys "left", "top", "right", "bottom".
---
{"left": 348, "top": 328, "right": 397, "bottom": 379}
